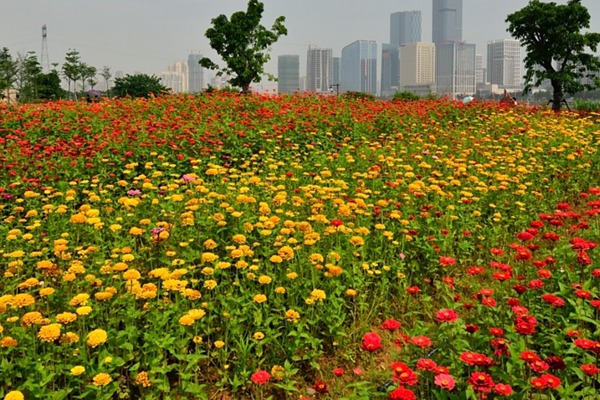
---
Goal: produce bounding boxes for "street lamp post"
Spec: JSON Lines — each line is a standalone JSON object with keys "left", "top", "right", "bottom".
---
{"left": 329, "top": 83, "right": 340, "bottom": 96}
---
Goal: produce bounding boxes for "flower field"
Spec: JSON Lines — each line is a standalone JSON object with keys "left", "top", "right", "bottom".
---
{"left": 0, "top": 93, "right": 599, "bottom": 399}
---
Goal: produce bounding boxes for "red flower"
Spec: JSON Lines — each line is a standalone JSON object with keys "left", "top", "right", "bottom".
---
{"left": 467, "top": 266, "right": 484, "bottom": 275}
{"left": 540, "top": 373, "right": 561, "bottom": 389}
{"left": 439, "top": 256, "right": 456, "bottom": 266}
{"left": 391, "top": 362, "right": 411, "bottom": 375}
{"left": 530, "top": 377, "right": 547, "bottom": 390}
{"left": 467, "top": 372, "right": 494, "bottom": 392}
{"left": 545, "top": 356, "right": 566, "bottom": 371}
{"left": 465, "top": 323, "right": 480, "bottom": 333}
{"left": 250, "top": 370, "right": 271, "bottom": 385}
{"left": 580, "top": 364, "right": 600, "bottom": 376}
{"left": 490, "top": 247, "right": 504, "bottom": 256}
{"left": 361, "top": 332, "right": 382, "bottom": 352}
{"left": 410, "top": 335, "right": 432, "bottom": 348}
{"left": 514, "top": 315, "right": 537, "bottom": 335}
{"left": 406, "top": 286, "right": 420, "bottom": 295}
{"left": 395, "top": 370, "right": 418, "bottom": 386}
{"left": 528, "top": 360, "right": 550, "bottom": 373}
{"left": 332, "top": 368, "right": 344, "bottom": 377}
{"left": 331, "top": 219, "right": 343, "bottom": 227}
{"left": 416, "top": 358, "right": 437, "bottom": 371}
{"left": 489, "top": 327, "right": 504, "bottom": 337}
{"left": 434, "top": 373, "right": 456, "bottom": 390}
{"left": 519, "top": 350, "right": 541, "bottom": 363}
{"left": 312, "top": 381, "right": 328, "bottom": 394}
{"left": 388, "top": 387, "right": 417, "bottom": 400}
{"left": 381, "top": 318, "right": 401, "bottom": 331}
{"left": 493, "top": 383, "right": 514, "bottom": 396}
{"left": 436, "top": 309, "right": 459, "bottom": 323}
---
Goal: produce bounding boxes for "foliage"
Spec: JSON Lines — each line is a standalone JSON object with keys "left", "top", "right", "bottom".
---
{"left": 0, "top": 47, "right": 18, "bottom": 102}
{"left": 0, "top": 94, "right": 600, "bottom": 398}
{"left": 341, "top": 91, "right": 375, "bottom": 101}
{"left": 14, "top": 52, "right": 43, "bottom": 103}
{"left": 506, "top": 0, "right": 600, "bottom": 111}
{"left": 111, "top": 73, "right": 169, "bottom": 98}
{"left": 200, "top": 0, "right": 287, "bottom": 94}
{"left": 99, "top": 66, "right": 112, "bottom": 97}
{"left": 392, "top": 91, "right": 420, "bottom": 101}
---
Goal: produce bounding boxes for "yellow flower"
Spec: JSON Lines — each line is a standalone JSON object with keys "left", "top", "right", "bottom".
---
{"left": 129, "top": 227, "right": 144, "bottom": 236}
{"left": 179, "top": 315, "right": 195, "bottom": 326}
{"left": 21, "top": 311, "right": 44, "bottom": 327}
{"left": 275, "top": 287, "right": 286, "bottom": 294}
{"left": 258, "top": 275, "right": 272, "bottom": 285}
{"left": 76, "top": 306, "right": 92, "bottom": 315}
{"left": 123, "top": 269, "right": 141, "bottom": 280}
{"left": 0, "top": 337, "right": 18, "bottom": 347}
{"left": 232, "top": 234, "right": 246, "bottom": 244}
{"left": 60, "top": 332, "right": 80, "bottom": 345}
{"left": 56, "top": 312, "right": 77, "bottom": 324}
{"left": 253, "top": 294, "right": 267, "bottom": 304}
{"left": 269, "top": 255, "right": 283, "bottom": 263}
{"left": 310, "top": 289, "right": 326, "bottom": 301}
{"left": 3, "top": 390, "right": 24, "bottom": 400}
{"left": 253, "top": 332, "right": 265, "bottom": 340}
{"left": 92, "top": 372, "right": 112, "bottom": 386}
{"left": 71, "top": 365, "right": 85, "bottom": 376}
{"left": 277, "top": 246, "right": 294, "bottom": 260}
{"left": 135, "top": 371, "right": 151, "bottom": 387}
{"left": 203, "top": 280, "right": 217, "bottom": 290}
{"left": 203, "top": 239, "right": 218, "bottom": 249}
{"left": 285, "top": 309, "right": 300, "bottom": 322}
{"left": 193, "top": 336, "right": 203, "bottom": 344}
{"left": 345, "top": 288, "right": 357, "bottom": 297}
{"left": 86, "top": 329, "right": 107, "bottom": 348}
{"left": 38, "top": 323, "right": 62, "bottom": 342}
{"left": 39, "top": 288, "right": 55, "bottom": 297}
{"left": 286, "top": 272, "right": 298, "bottom": 280}
{"left": 11, "top": 293, "right": 35, "bottom": 308}
{"left": 187, "top": 309, "right": 206, "bottom": 320}
{"left": 214, "top": 340, "right": 225, "bottom": 349}
{"left": 349, "top": 236, "right": 364, "bottom": 246}
{"left": 69, "top": 293, "right": 89, "bottom": 306}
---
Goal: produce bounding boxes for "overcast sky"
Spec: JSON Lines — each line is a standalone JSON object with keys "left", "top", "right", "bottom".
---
{"left": 3, "top": 0, "right": 600, "bottom": 89}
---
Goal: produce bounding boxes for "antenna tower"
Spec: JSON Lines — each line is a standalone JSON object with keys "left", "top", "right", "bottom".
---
{"left": 40, "top": 25, "right": 50, "bottom": 71}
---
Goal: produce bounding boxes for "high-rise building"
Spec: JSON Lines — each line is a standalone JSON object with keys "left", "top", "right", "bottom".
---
{"left": 475, "top": 53, "right": 486, "bottom": 84}
{"left": 187, "top": 53, "right": 204, "bottom": 93}
{"left": 306, "top": 46, "right": 333, "bottom": 92}
{"left": 432, "top": 0, "right": 463, "bottom": 44}
{"left": 341, "top": 40, "right": 377, "bottom": 95}
{"left": 278, "top": 54, "right": 300, "bottom": 94}
{"left": 487, "top": 39, "right": 521, "bottom": 88}
{"left": 332, "top": 57, "right": 341, "bottom": 88}
{"left": 400, "top": 42, "right": 436, "bottom": 91}
{"left": 381, "top": 43, "right": 400, "bottom": 97}
{"left": 435, "top": 42, "right": 476, "bottom": 97}
{"left": 390, "top": 11, "right": 421, "bottom": 46}
{"left": 161, "top": 61, "right": 188, "bottom": 93}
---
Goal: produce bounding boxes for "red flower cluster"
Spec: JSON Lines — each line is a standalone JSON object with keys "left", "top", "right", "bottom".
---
{"left": 530, "top": 373, "right": 561, "bottom": 389}
{"left": 361, "top": 332, "right": 381, "bottom": 352}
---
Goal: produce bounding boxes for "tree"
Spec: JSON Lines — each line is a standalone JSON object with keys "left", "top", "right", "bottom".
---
{"left": 111, "top": 73, "right": 168, "bottom": 98}
{"left": 0, "top": 47, "right": 18, "bottom": 103}
{"left": 200, "top": 0, "right": 287, "bottom": 94}
{"left": 15, "top": 52, "right": 42, "bottom": 102}
{"left": 506, "top": 0, "right": 600, "bottom": 111}
{"left": 100, "top": 66, "right": 112, "bottom": 96}
{"left": 62, "top": 49, "right": 83, "bottom": 99}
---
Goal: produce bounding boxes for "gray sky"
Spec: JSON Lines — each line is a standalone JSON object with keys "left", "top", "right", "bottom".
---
{"left": 3, "top": 0, "right": 600, "bottom": 89}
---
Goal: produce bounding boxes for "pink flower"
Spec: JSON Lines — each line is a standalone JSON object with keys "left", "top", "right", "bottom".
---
{"left": 436, "top": 309, "right": 459, "bottom": 323}
{"left": 250, "top": 370, "right": 270, "bottom": 385}
{"left": 434, "top": 373, "right": 456, "bottom": 390}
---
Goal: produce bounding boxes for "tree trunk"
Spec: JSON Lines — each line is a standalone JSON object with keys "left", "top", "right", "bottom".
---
{"left": 552, "top": 80, "right": 563, "bottom": 112}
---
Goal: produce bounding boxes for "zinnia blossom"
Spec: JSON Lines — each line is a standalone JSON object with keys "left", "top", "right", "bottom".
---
{"left": 434, "top": 373, "right": 456, "bottom": 390}
{"left": 92, "top": 372, "right": 112, "bottom": 386}
{"left": 86, "top": 329, "right": 108, "bottom": 348}
{"left": 38, "top": 323, "right": 62, "bottom": 342}
{"left": 250, "top": 370, "right": 271, "bottom": 385}
{"left": 361, "top": 332, "right": 382, "bottom": 352}
{"left": 468, "top": 372, "right": 494, "bottom": 392}
{"left": 381, "top": 318, "right": 401, "bottom": 331}
{"left": 436, "top": 309, "right": 459, "bottom": 323}
{"left": 3, "top": 391, "right": 24, "bottom": 400}
{"left": 388, "top": 386, "right": 417, "bottom": 400}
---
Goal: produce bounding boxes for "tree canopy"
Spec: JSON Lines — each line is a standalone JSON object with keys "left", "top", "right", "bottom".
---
{"left": 111, "top": 73, "right": 168, "bottom": 98}
{"left": 200, "top": 0, "right": 287, "bottom": 94}
{"left": 506, "top": 0, "right": 600, "bottom": 111}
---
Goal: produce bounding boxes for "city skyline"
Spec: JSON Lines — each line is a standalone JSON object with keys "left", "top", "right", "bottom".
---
{"left": 3, "top": 1, "right": 600, "bottom": 92}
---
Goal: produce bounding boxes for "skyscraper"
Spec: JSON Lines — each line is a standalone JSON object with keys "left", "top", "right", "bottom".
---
{"left": 432, "top": 0, "right": 463, "bottom": 44}
{"left": 341, "top": 40, "right": 377, "bottom": 95}
{"left": 381, "top": 43, "right": 400, "bottom": 97}
{"left": 278, "top": 55, "right": 300, "bottom": 94}
{"left": 487, "top": 39, "right": 521, "bottom": 88}
{"left": 306, "top": 46, "right": 333, "bottom": 92}
{"left": 400, "top": 42, "right": 436, "bottom": 92}
{"left": 187, "top": 53, "right": 204, "bottom": 93}
{"left": 435, "top": 42, "right": 476, "bottom": 97}
{"left": 390, "top": 11, "right": 421, "bottom": 46}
